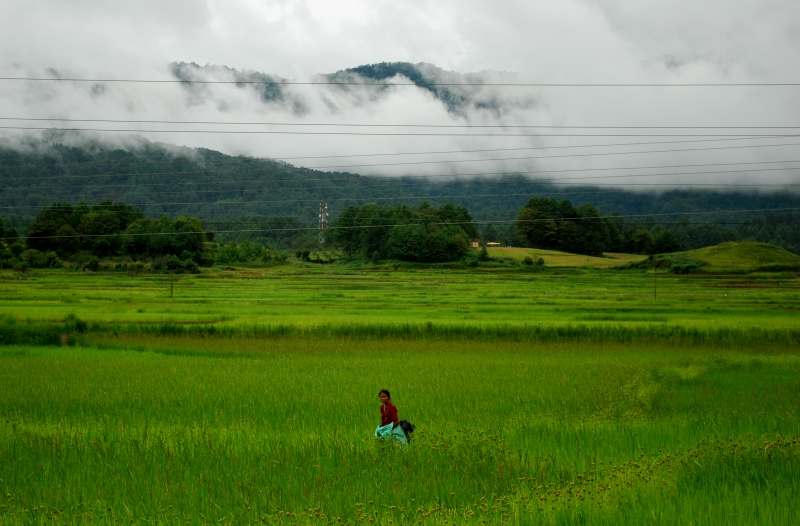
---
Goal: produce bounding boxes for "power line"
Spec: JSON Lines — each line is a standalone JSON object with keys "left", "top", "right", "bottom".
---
{"left": 3, "top": 158, "right": 799, "bottom": 185}
{"left": 0, "top": 187, "right": 712, "bottom": 219}
{"left": 2, "top": 126, "right": 799, "bottom": 137}
{"left": 2, "top": 77, "right": 799, "bottom": 87}
{"left": 278, "top": 139, "right": 800, "bottom": 161}
{"left": 286, "top": 157, "right": 800, "bottom": 172}
{"left": 3, "top": 117, "right": 800, "bottom": 129}
{"left": 2, "top": 136, "right": 795, "bottom": 172}
{"left": 0, "top": 165, "right": 800, "bottom": 198}
{"left": 4, "top": 177, "right": 799, "bottom": 210}
{"left": 18, "top": 207, "right": 800, "bottom": 241}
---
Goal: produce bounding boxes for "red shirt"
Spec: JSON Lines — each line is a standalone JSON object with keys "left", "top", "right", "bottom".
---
{"left": 381, "top": 402, "right": 398, "bottom": 426}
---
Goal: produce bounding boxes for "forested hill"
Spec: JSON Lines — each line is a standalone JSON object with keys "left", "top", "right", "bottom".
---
{"left": 1, "top": 136, "right": 799, "bottom": 250}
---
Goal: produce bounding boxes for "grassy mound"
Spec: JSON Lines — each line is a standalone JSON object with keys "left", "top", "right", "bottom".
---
{"left": 686, "top": 240, "right": 800, "bottom": 270}
{"left": 624, "top": 240, "right": 800, "bottom": 273}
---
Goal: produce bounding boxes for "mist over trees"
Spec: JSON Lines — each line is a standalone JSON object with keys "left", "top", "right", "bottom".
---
{"left": 3, "top": 138, "right": 800, "bottom": 230}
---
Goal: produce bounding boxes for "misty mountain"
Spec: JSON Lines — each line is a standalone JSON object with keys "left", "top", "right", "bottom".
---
{"left": 169, "top": 61, "right": 533, "bottom": 117}
{"left": 2, "top": 135, "right": 799, "bottom": 252}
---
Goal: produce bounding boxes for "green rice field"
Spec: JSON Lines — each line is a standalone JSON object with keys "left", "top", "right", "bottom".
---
{"left": 1, "top": 264, "right": 799, "bottom": 524}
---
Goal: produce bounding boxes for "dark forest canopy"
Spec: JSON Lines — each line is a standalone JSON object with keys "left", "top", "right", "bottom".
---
{"left": 1, "top": 136, "right": 799, "bottom": 255}
{"left": 332, "top": 202, "right": 476, "bottom": 262}
{"left": 2, "top": 136, "right": 800, "bottom": 225}
{"left": 25, "top": 200, "right": 206, "bottom": 259}
{"left": 512, "top": 196, "right": 800, "bottom": 256}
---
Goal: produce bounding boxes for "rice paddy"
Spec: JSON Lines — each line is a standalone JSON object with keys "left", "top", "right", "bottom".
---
{"left": 1, "top": 263, "right": 799, "bottom": 524}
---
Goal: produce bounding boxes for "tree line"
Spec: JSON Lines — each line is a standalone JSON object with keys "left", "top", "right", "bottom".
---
{"left": 2, "top": 196, "right": 798, "bottom": 272}
{"left": 5, "top": 138, "right": 800, "bottom": 239}
{"left": 331, "top": 202, "right": 476, "bottom": 262}
{"left": 25, "top": 201, "right": 207, "bottom": 259}
{"left": 511, "top": 196, "right": 800, "bottom": 256}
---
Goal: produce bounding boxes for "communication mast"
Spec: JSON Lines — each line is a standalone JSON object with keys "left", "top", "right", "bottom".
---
{"left": 318, "top": 201, "right": 328, "bottom": 245}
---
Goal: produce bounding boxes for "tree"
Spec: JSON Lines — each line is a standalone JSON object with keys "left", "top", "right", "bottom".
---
{"left": 576, "top": 203, "right": 610, "bottom": 256}
{"left": 516, "top": 197, "right": 560, "bottom": 249}
{"left": 604, "top": 213, "right": 623, "bottom": 252}
{"left": 631, "top": 230, "right": 655, "bottom": 255}
{"left": 79, "top": 211, "right": 121, "bottom": 256}
{"left": 653, "top": 230, "right": 682, "bottom": 254}
{"left": 55, "top": 225, "right": 79, "bottom": 256}
{"left": 388, "top": 224, "right": 426, "bottom": 262}
{"left": 25, "top": 219, "right": 60, "bottom": 252}
{"left": 332, "top": 202, "right": 474, "bottom": 262}
{"left": 482, "top": 224, "right": 498, "bottom": 243}
{"left": 4, "top": 228, "right": 19, "bottom": 243}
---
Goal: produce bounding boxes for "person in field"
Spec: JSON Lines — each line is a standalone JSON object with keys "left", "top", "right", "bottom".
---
{"left": 374, "top": 389, "right": 415, "bottom": 444}
{"left": 379, "top": 389, "right": 399, "bottom": 428}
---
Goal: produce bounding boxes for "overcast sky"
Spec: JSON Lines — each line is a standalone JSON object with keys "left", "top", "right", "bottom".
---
{"left": 1, "top": 0, "right": 799, "bottom": 189}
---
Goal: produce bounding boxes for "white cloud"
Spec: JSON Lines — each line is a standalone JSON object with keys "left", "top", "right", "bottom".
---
{"left": 0, "top": 0, "right": 798, "bottom": 190}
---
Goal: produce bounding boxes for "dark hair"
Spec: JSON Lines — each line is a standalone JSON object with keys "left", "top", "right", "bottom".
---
{"left": 378, "top": 389, "right": 391, "bottom": 399}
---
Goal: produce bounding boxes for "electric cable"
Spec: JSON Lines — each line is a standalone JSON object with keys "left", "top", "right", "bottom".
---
{"left": 3, "top": 158, "right": 799, "bottom": 185}
{"left": 17, "top": 206, "right": 800, "bottom": 241}
{"left": 3, "top": 126, "right": 799, "bottom": 137}
{"left": 2, "top": 77, "right": 799, "bottom": 87}
{"left": 1, "top": 136, "right": 795, "bottom": 172}
{"left": 4, "top": 177, "right": 799, "bottom": 211}
{"left": 3, "top": 117, "right": 800, "bottom": 129}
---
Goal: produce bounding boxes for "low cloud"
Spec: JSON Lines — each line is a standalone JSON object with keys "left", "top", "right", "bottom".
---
{"left": 0, "top": 0, "right": 798, "bottom": 191}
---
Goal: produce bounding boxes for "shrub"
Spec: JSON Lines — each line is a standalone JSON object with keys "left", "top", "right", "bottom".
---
{"left": 9, "top": 242, "right": 24, "bottom": 257}
{"left": 152, "top": 255, "right": 182, "bottom": 273}
{"left": 84, "top": 257, "right": 100, "bottom": 272}
{"left": 63, "top": 313, "right": 88, "bottom": 333}
{"left": 194, "top": 251, "right": 215, "bottom": 267}
{"left": 522, "top": 256, "right": 534, "bottom": 266}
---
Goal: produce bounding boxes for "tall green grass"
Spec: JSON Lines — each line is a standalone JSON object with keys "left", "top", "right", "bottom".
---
{"left": 4, "top": 315, "right": 800, "bottom": 347}
{"left": 1, "top": 340, "right": 799, "bottom": 524}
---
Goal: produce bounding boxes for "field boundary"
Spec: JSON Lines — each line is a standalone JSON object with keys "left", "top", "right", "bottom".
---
{"left": 3, "top": 317, "right": 799, "bottom": 347}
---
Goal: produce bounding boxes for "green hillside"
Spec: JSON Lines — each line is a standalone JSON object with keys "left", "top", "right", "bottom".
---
{"left": 629, "top": 240, "right": 800, "bottom": 273}
{"left": 2, "top": 135, "right": 800, "bottom": 254}
{"left": 685, "top": 240, "right": 800, "bottom": 270}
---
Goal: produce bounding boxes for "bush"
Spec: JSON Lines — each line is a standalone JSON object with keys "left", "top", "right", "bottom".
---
{"left": 194, "top": 251, "right": 215, "bottom": 267}
{"left": 654, "top": 230, "right": 682, "bottom": 254}
{"left": 11, "top": 259, "right": 27, "bottom": 272}
{"left": 84, "top": 257, "right": 100, "bottom": 272}
{"left": 152, "top": 255, "right": 182, "bottom": 273}
{"left": 522, "top": 256, "right": 534, "bottom": 266}
{"left": 3, "top": 227, "right": 19, "bottom": 242}
{"left": 9, "top": 242, "right": 24, "bottom": 257}
{"left": 63, "top": 313, "right": 88, "bottom": 333}
{"left": 182, "top": 259, "right": 198, "bottom": 273}
{"left": 19, "top": 249, "right": 61, "bottom": 268}
{"left": 621, "top": 253, "right": 708, "bottom": 274}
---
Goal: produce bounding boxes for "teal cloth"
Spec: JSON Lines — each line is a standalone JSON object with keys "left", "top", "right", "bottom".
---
{"left": 374, "top": 423, "right": 407, "bottom": 444}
